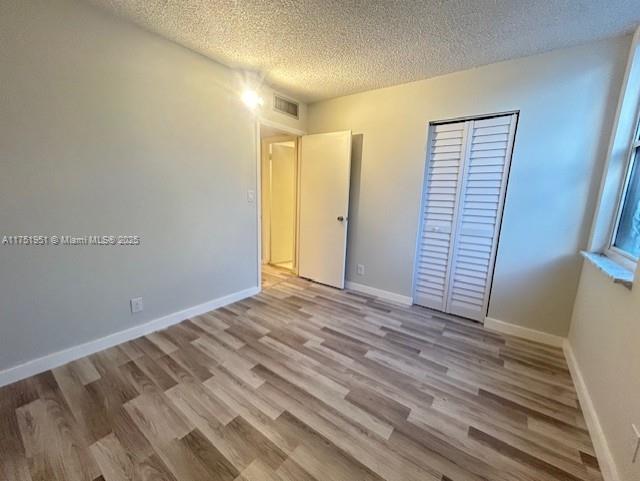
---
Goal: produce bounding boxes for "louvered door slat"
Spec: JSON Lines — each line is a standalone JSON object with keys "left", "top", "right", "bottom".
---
{"left": 414, "top": 113, "right": 517, "bottom": 323}
{"left": 446, "top": 114, "right": 517, "bottom": 321}
{"left": 413, "top": 122, "right": 469, "bottom": 311}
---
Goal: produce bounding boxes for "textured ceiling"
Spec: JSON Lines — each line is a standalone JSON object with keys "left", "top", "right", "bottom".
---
{"left": 89, "top": 0, "right": 640, "bottom": 103}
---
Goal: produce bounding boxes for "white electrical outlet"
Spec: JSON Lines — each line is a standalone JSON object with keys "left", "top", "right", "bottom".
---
{"left": 633, "top": 424, "right": 640, "bottom": 463}
{"left": 357, "top": 264, "right": 365, "bottom": 275}
{"left": 130, "top": 297, "right": 144, "bottom": 314}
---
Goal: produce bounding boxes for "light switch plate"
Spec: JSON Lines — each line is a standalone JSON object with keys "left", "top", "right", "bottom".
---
{"left": 247, "top": 189, "right": 256, "bottom": 203}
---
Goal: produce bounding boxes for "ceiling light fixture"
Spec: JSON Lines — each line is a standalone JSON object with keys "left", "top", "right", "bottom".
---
{"left": 241, "top": 89, "right": 263, "bottom": 110}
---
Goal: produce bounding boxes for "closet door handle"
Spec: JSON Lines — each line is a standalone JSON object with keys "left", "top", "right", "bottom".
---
{"left": 337, "top": 216, "right": 345, "bottom": 222}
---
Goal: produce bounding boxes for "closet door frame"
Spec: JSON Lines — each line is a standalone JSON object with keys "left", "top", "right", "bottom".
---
{"left": 412, "top": 110, "right": 519, "bottom": 322}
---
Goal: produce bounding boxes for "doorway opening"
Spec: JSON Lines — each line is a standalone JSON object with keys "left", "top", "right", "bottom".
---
{"left": 260, "top": 125, "right": 299, "bottom": 275}
{"left": 257, "top": 121, "right": 353, "bottom": 290}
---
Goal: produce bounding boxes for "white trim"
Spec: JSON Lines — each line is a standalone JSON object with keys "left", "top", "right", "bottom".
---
{"left": 345, "top": 281, "right": 413, "bottom": 305}
{"left": 261, "top": 134, "right": 300, "bottom": 272}
{"left": 582, "top": 251, "right": 634, "bottom": 289}
{"left": 588, "top": 27, "right": 640, "bottom": 252}
{"left": 255, "top": 120, "right": 263, "bottom": 289}
{"left": 0, "top": 286, "right": 260, "bottom": 388}
{"left": 484, "top": 316, "right": 565, "bottom": 347}
{"left": 564, "top": 340, "right": 620, "bottom": 481}
{"left": 429, "top": 109, "right": 520, "bottom": 125}
{"left": 605, "top": 246, "right": 638, "bottom": 272}
{"left": 256, "top": 119, "right": 307, "bottom": 289}
{"left": 607, "top": 139, "right": 640, "bottom": 262}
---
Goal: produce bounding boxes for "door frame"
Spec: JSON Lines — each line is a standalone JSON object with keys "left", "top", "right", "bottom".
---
{"left": 262, "top": 135, "right": 299, "bottom": 268}
{"left": 411, "top": 110, "right": 519, "bottom": 322}
{"left": 255, "top": 119, "right": 306, "bottom": 290}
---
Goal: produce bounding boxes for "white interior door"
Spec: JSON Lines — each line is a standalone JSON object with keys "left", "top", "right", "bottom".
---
{"left": 298, "top": 131, "right": 352, "bottom": 288}
{"left": 414, "top": 114, "right": 517, "bottom": 322}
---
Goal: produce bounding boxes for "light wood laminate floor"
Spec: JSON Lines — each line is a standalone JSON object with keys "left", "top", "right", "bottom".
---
{"left": 0, "top": 266, "right": 601, "bottom": 481}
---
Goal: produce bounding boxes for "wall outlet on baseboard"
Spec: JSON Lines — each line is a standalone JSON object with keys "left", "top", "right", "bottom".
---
{"left": 633, "top": 424, "right": 640, "bottom": 463}
{"left": 357, "top": 264, "right": 365, "bottom": 275}
{"left": 130, "top": 297, "right": 144, "bottom": 314}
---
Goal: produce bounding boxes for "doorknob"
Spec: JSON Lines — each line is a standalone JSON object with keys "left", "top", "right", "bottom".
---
{"left": 337, "top": 216, "right": 346, "bottom": 222}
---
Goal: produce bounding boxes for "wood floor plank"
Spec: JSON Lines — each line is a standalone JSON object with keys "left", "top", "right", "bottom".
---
{"left": 0, "top": 380, "right": 37, "bottom": 481}
{"left": 132, "top": 453, "right": 178, "bottom": 481}
{"left": 17, "top": 397, "right": 101, "bottom": 481}
{"left": 0, "top": 265, "right": 603, "bottom": 481}
{"left": 272, "top": 410, "right": 388, "bottom": 481}
{"left": 52, "top": 364, "right": 112, "bottom": 443}
{"left": 166, "top": 379, "right": 237, "bottom": 428}
{"left": 468, "top": 427, "right": 598, "bottom": 481}
{"left": 68, "top": 358, "right": 101, "bottom": 386}
{"left": 125, "top": 390, "right": 194, "bottom": 444}
{"left": 180, "top": 428, "right": 239, "bottom": 481}
{"left": 255, "top": 366, "right": 440, "bottom": 481}
{"left": 274, "top": 458, "right": 318, "bottom": 481}
{"left": 208, "top": 416, "right": 287, "bottom": 472}
{"left": 90, "top": 433, "right": 139, "bottom": 481}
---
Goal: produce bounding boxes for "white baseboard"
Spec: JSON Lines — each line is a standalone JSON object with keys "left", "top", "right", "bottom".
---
{"left": 484, "top": 316, "right": 565, "bottom": 347}
{"left": 345, "top": 281, "right": 413, "bottom": 305}
{"left": 0, "top": 286, "right": 260, "bottom": 388}
{"left": 564, "top": 340, "right": 619, "bottom": 481}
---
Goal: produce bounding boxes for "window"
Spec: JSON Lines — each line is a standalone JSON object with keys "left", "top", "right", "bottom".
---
{"left": 608, "top": 116, "right": 640, "bottom": 268}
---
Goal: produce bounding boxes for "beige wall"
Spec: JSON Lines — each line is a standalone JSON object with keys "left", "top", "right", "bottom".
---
{"left": 567, "top": 29, "right": 640, "bottom": 481}
{"left": 308, "top": 36, "right": 629, "bottom": 336}
{"left": 569, "top": 261, "right": 640, "bottom": 481}
{"left": 0, "top": 0, "right": 304, "bottom": 373}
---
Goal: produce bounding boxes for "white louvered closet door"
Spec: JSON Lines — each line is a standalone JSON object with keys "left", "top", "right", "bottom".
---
{"left": 414, "top": 114, "right": 517, "bottom": 322}
{"left": 413, "top": 122, "right": 469, "bottom": 311}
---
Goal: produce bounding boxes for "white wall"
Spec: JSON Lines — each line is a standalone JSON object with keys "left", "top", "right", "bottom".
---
{"left": 308, "top": 36, "right": 629, "bottom": 336}
{"left": 569, "top": 262, "right": 640, "bottom": 481}
{"left": 0, "top": 0, "right": 303, "bottom": 375}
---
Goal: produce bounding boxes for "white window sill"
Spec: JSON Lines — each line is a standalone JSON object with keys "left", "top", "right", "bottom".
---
{"left": 581, "top": 251, "right": 634, "bottom": 289}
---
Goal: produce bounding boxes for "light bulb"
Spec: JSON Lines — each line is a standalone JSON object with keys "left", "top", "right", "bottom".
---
{"left": 241, "top": 89, "right": 263, "bottom": 109}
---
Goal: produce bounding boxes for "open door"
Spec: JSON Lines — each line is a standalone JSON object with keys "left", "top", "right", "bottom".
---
{"left": 298, "top": 131, "right": 352, "bottom": 288}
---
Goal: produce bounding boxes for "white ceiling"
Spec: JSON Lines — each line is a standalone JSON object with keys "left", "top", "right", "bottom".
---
{"left": 90, "top": 0, "right": 640, "bottom": 103}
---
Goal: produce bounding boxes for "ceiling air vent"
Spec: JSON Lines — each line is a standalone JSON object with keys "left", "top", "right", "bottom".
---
{"left": 273, "top": 94, "right": 299, "bottom": 119}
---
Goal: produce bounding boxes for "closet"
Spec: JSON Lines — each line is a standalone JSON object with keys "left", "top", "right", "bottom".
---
{"left": 413, "top": 113, "right": 518, "bottom": 322}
